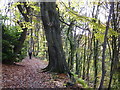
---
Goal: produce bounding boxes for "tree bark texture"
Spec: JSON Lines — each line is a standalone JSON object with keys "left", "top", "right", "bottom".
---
{"left": 40, "top": 2, "right": 69, "bottom": 73}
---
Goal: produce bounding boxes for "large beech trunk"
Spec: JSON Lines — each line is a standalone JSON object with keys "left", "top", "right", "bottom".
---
{"left": 40, "top": 2, "right": 69, "bottom": 73}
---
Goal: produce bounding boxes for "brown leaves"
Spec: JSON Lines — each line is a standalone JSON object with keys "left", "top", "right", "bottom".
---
{"left": 2, "top": 57, "right": 54, "bottom": 88}
{"left": 2, "top": 57, "right": 72, "bottom": 88}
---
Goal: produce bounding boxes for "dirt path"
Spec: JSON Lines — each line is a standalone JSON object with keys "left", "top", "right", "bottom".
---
{"left": 2, "top": 57, "right": 61, "bottom": 88}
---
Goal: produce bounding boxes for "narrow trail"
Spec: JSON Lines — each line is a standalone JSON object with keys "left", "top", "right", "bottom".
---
{"left": 2, "top": 57, "right": 68, "bottom": 88}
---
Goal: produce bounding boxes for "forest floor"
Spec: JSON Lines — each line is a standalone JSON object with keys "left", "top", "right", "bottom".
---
{"left": 2, "top": 57, "right": 70, "bottom": 88}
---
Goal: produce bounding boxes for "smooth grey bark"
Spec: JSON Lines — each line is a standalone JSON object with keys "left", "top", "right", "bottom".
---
{"left": 40, "top": 2, "right": 69, "bottom": 73}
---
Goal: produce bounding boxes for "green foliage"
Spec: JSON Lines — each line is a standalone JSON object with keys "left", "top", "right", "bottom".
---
{"left": 108, "top": 29, "right": 119, "bottom": 37}
{"left": 9, "top": 2, "right": 23, "bottom": 9}
{"left": 30, "top": 5, "right": 40, "bottom": 12}
{"left": 94, "top": 32, "right": 104, "bottom": 42}
{"left": 0, "top": 14, "right": 9, "bottom": 21}
{"left": 10, "top": 2, "right": 40, "bottom": 12}
{"left": 71, "top": 72, "right": 88, "bottom": 88}
{"left": 66, "top": 7, "right": 96, "bottom": 23}
{"left": 2, "top": 24, "right": 26, "bottom": 64}
{"left": 14, "top": 10, "right": 21, "bottom": 19}
{"left": 112, "top": 73, "right": 120, "bottom": 89}
{"left": 77, "top": 78, "right": 88, "bottom": 88}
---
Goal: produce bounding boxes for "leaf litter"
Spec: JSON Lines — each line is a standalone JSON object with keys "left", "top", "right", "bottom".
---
{"left": 2, "top": 57, "right": 70, "bottom": 88}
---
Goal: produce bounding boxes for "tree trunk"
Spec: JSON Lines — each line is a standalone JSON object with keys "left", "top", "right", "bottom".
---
{"left": 13, "top": 3, "right": 30, "bottom": 61}
{"left": 75, "top": 36, "right": 81, "bottom": 75}
{"left": 86, "top": 33, "right": 92, "bottom": 85}
{"left": 40, "top": 2, "right": 69, "bottom": 73}
{"left": 67, "top": 21, "right": 75, "bottom": 71}
{"left": 108, "top": 2, "right": 120, "bottom": 89}
{"left": 82, "top": 34, "right": 87, "bottom": 80}
{"left": 98, "top": 2, "right": 114, "bottom": 89}
{"left": 92, "top": 3, "right": 100, "bottom": 88}
{"left": 93, "top": 34, "right": 99, "bottom": 89}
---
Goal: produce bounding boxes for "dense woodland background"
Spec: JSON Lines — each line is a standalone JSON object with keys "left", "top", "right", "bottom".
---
{"left": 1, "top": 0, "right": 120, "bottom": 89}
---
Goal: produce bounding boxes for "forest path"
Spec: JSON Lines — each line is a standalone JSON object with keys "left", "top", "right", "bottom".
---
{"left": 2, "top": 57, "right": 68, "bottom": 88}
